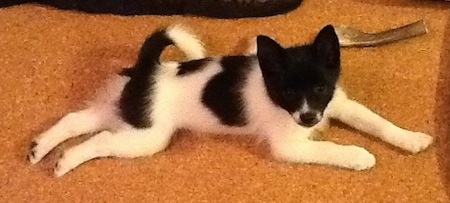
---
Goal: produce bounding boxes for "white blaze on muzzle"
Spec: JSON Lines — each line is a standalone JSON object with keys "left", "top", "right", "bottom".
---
{"left": 292, "top": 99, "right": 322, "bottom": 125}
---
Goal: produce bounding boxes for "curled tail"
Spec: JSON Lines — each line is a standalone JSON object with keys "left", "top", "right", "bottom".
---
{"left": 120, "top": 25, "right": 205, "bottom": 77}
{"left": 0, "top": 0, "right": 303, "bottom": 19}
{"left": 119, "top": 25, "right": 204, "bottom": 128}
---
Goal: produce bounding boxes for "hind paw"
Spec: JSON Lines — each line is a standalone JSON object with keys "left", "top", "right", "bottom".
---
{"left": 54, "top": 154, "right": 72, "bottom": 177}
{"left": 28, "top": 140, "right": 44, "bottom": 164}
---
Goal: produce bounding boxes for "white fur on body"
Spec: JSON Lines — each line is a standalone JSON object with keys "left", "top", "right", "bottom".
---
{"left": 29, "top": 26, "right": 433, "bottom": 177}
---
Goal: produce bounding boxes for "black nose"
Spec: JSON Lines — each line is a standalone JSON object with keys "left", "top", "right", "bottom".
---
{"left": 300, "top": 112, "right": 319, "bottom": 126}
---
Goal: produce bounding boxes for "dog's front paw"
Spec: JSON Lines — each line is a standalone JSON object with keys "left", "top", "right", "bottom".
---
{"left": 343, "top": 146, "right": 376, "bottom": 171}
{"left": 397, "top": 132, "right": 433, "bottom": 154}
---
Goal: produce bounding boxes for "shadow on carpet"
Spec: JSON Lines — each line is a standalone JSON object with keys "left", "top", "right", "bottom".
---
{"left": 436, "top": 15, "right": 450, "bottom": 197}
{"left": 350, "top": 0, "right": 450, "bottom": 9}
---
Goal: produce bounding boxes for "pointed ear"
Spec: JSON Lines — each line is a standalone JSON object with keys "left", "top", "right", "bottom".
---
{"left": 256, "top": 35, "right": 286, "bottom": 75}
{"left": 313, "top": 25, "right": 341, "bottom": 69}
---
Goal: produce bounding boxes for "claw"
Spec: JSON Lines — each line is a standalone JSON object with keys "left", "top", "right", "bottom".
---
{"left": 54, "top": 154, "right": 68, "bottom": 177}
{"left": 28, "top": 141, "right": 37, "bottom": 162}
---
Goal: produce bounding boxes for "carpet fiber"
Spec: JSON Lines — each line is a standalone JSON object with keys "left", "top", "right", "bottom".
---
{"left": 0, "top": 0, "right": 449, "bottom": 202}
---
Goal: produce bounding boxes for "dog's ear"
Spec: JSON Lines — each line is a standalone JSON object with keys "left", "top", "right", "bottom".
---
{"left": 313, "top": 25, "right": 340, "bottom": 69}
{"left": 256, "top": 35, "right": 286, "bottom": 76}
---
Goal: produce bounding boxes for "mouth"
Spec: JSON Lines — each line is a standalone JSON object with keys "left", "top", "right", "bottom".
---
{"left": 297, "top": 121, "right": 318, "bottom": 127}
{"left": 292, "top": 111, "right": 322, "bottom": 127}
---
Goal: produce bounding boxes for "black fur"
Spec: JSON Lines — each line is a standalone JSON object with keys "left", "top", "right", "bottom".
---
{"left": 120, "top": 57, "right": 211, "bottom": 77}
{"left": 120, "top": 25, "right": 341, "bottom": 128}
{"left": 1, "top": 0, "right": 303, "bottom": 19}
{"left": 256, "top": 25, "right": 341, "bottom": 126}
{"left": 177, "top": 58, "right": 211, "bottom": 76}
{"left": 28, "top": 141, "right": 37, "bottom": 160}
{"left": 201, "top": 56, "right": 251, "bottom": 126}
{"left": 119, "top": 30, "right": 173, "bottom": 128}
{"left": 118, "top": 67, "right": 135, "bottom": 77}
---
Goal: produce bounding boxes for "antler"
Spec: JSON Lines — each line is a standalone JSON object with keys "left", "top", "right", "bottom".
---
{"left": 335, "top": 20, "right": 429, "bottom": 47}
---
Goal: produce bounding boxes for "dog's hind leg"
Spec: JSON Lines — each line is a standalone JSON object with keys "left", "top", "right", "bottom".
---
{"left": 29, "top": 76, "right": 129, "bottom": 164}
{"left": 325, "top": 87, "right": 433, "bottom": 153}
{"left": 28, "top": 107, "right": 115, "bottom": 164}
{"left": 53, "top": 126, "right": 175, "bottom": 177}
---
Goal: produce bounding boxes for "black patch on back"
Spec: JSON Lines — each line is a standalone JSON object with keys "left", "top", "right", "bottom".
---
{"left": 201, "top": 56, "right": 251, "bottom": 126}
{"left": 177, "top": 58, "right": 210, "bottom": 76}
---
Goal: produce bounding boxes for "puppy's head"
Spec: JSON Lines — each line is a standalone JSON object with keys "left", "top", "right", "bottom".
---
{"left": 257, "top": 25, "right": 340, "bottom": 127}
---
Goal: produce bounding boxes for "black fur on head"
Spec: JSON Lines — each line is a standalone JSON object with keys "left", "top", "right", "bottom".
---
{"left": 256, "top": 25, "right": 341, "bottom": 127}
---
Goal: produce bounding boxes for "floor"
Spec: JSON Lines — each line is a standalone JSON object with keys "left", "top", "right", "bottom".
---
{"left": 0, "top": 0, "right": 449, "bottom": 202}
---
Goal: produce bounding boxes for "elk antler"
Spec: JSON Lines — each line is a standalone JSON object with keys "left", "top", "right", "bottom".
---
{"left": 335, "top": 20, "right": 429, "bottom": 47}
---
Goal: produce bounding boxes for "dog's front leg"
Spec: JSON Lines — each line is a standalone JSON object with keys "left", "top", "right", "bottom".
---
{"left": 325, "top": 87, "right": 433, "bottom": 153}
{"left": 266, "top": 121, "right": 376, "bottom": 170}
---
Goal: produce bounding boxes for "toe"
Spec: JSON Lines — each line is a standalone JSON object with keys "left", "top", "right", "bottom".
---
{"left": 28, "top": 141, "right": 39, "bottom": 164}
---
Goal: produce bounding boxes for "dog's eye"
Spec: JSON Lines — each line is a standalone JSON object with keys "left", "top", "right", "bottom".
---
{"left": 283, "top": 89, "right": 295, "bottom": 98}
{"left": 313, "top": 86, "right": 328, "bottom": 95}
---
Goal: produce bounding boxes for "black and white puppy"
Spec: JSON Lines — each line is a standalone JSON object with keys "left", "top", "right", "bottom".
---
{"left": 28, "top": 25, "right": 433, "bottom": 177}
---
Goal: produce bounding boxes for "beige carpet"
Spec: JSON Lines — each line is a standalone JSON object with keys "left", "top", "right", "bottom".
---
{"left": 0, "top": 0, "right": 449, "bottom": 202}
